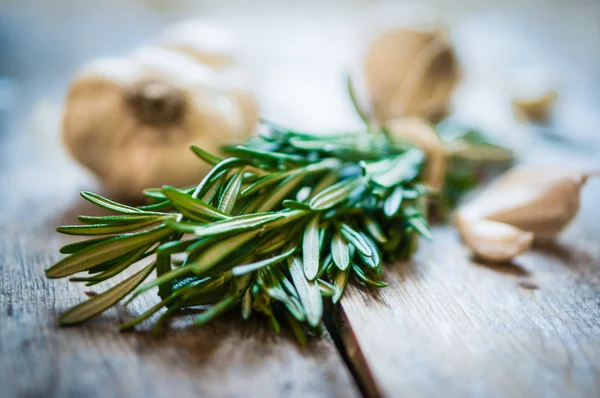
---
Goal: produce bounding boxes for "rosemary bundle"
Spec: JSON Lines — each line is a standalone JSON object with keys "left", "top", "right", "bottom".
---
{"left": 46, "top": 89, "right": 510, "bottom": 343}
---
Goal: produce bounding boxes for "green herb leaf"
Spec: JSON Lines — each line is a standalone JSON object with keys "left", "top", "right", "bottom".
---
{"left": 194, "top": 274, "right": 252, "bottom": 325}
{"left": 232, "top": 247, "right": 296, "bottom": 276}
{"left": 192, "top": 157, "right": 248, "bottom": 199}
{"left": 256, "top": 173, "right": 306, "bottom": 212}
{"left": 219, "top": 169, "right": 245, "bottom": 214}
{"left": 59, "top": 262, "right": 155, "bottom": 325}
{"left": 333, "top": 266, "right": 350, "bottom": 304}
{"left": 56, "top": 217, "right": 166, "bottom": 236}
{"left": 191, "top": 229, "right": 261, "bottom": 275}
{"left": 120, "top": 295, "right": 178, "bottom": 331}
{"left": 241, "top": 169, "right": 299, "bottom": 197}
{"left": 371, "top": 149, "right": 424, "bottom": 188}
{"left": 408, "top": 216, "right": 434, "bottom": 240}
{"left": 156, "top": 239, "right": 197, "bottom": 255}
{"left": 77, "top": 214, "right": 166, "bottom": 225}
{"left": 162, "top": 186, "right": 231, "bottom": 221}
{"left": 46, "top": 227, "right": 171, "bottom": 278}
{"left": 191, "top": 145, "right": 224, "bottom": 165}
{"left": 165, "top": 212, "right": 282, "bottom": 238}
{"left": 288, "top": 256, "right": 323, "bottom": 327}
{"left": 59, "top": 237, "right": 109, "bottom": 254}
{"left": 69, "top": 245, "right": 151, "bottom": 284}
{"left": 201, "top": 171, "right": 227, "bottom": 204}
{"left": 283, "top": 200, "right": 311, "bottom": 210}
{"left": 340, "top": 223, "right": 372, "bottom": 257}
{"left": 228, "top": 145, "right": 307, "bottom": 164}
{"left": 364, "top": 217, "right": 388, "bottom": 244}
{"left": 346, "top": 74, "right": 370, "bottom": 126}
{"left": 331, "top": 230, "right": 350, "bottom": 271}
{"left": 309, "top": 179, "right": 361, "bottom": 210}
{"left": 194, "top": 295, "right": 237, "bottom": 325}
{"left": 302, "top": 216, "right": 320, "bottom": 280}
{"left": 358, "top": 232, "right": 381, "bottom": 270}
{"left": 307, "top": 171, "right": 339, "bottom": 200}
{"left": 261, "top": 282, "right": 304, "bottom": 322}
{"left": 241, "top": 288, "right": 252, "bottom": 320}
{"left": 317, "top": 279, "right": 335, "bottom": 297}
{"left": 156, "top": 252, "right": 172, "bottom": 299}
{"left": 352, "top": 264, "right": 388, "bottom": 288}
{"left": 384, "top": 186, "right": 403, "bottom": 218}
{"left": 80, "top": 192, "right": 142, "bottom": 214}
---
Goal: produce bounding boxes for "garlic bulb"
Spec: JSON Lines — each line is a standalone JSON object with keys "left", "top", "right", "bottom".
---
{"left": 454, "top": 164, "right": 592, "bottom": 262}
{"left": 63, "top": 45, "right": 258, "bottom": 200}
{"left": 364, "top": 28, "right": 460, "bottom": 124}
{"left": 387, "top": 117, "right": 446, "bottom": 191}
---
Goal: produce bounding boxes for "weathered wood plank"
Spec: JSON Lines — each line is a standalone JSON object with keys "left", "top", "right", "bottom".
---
{"left": 337, "top": 170, "right": 600, "bottom": 398}
{"left": 0, "top": 153, "right": 360, "bottom": 398}
{"left": 339, "top": 225, "right": 600, "bottom": 397}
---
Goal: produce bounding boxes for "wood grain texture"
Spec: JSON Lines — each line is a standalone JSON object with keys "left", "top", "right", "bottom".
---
{"left": 0, "top": 150, "right": 360, "bottom": 398}
{"left": 339, "top": 220, "right": 600, "bottom": 397}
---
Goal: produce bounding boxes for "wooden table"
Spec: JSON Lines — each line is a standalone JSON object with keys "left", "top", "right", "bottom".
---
{"left": 1, "top": 4, "right": 599, "bottom": 398}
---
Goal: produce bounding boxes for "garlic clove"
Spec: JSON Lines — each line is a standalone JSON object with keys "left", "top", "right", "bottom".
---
{"left": 512, "top": 91, "right": 557, "bottom": 124}
{"left": 455, "top": 216, "right": 534, "bottom": 263}
{"left": 457, "top": 165, "right": 590, "bottom": 241}
{"left": 510, "top": 66, "right": 557, "bottom": 124}
{"left": 387, "top": 117, "right": 446, "bottom": 190}
{"left": 364, "top": 28, "right": 460, "bottom": 124}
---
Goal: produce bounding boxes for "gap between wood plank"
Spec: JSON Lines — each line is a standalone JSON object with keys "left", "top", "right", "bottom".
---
{"left": 323, "top": 302, "right": 380, "bottom": 398}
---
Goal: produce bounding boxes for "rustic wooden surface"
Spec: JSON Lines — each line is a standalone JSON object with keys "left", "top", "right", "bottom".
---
{"left": 2, "top": 3, "right": 600, "bottom": 398}
{"left": 339, "top": 220, "right": 600, "bottom": 397}
{"left": 0, "top": 150, "right": 360, "bottom": 398}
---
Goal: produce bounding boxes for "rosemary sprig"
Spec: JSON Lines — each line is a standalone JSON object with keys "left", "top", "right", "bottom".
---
{"left": 46, "top": 86, "right": 511, "bottom": 344}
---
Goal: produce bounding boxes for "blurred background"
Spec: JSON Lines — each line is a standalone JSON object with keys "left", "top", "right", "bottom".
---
{"left": 1, "top": 0, "right": 599, "bottom": 193}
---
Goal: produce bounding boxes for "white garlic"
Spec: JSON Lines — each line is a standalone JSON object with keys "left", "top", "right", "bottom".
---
{"left": 454, "top": 164, "right": 593, "bottom": 262}
{"left": 387, "top": 117, "right": 446, "bottom": 191}
{"left": 455, "top": 217, "right": 534, "bottom": 263}
{"left": 364, "top": 28, "right": 460, "bottom": 124}
{"left": 63, "top": 43, "right": 258, "bottom": 200}
{"left": 157, "top": 20, "right": 237, "bottom": 70}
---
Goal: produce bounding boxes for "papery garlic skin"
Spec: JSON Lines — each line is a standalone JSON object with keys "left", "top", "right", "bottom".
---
{"left": 454, "top": 164, "right": 591, "bottom": 263}
{"left": 512, "top": 91, "right": 557, "bottom": 124}
{"left": 455, "top": 217, "right": 534, "bottom": 263}
{"left": 63, "top": 42, "right": 258, "bottom": 200}
{"left": 387, "top": 117, "right": 446, "bottom": 191}
{"left": 510, "top": 66, "right": 557, "bottom": 123}
{"left": 458, "top": 165, "right": 589, "bottom": 241}
{"left": 364, "top": 28, "right": 459, "bottom": 124}
{"left": 157, "top": 20, "right": 237, "bottom": 69}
